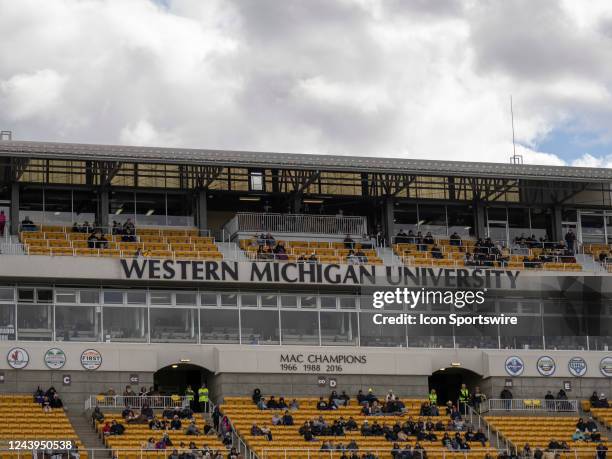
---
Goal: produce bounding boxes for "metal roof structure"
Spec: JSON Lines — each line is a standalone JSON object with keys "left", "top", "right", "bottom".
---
{"left": 1, "top": 139, "right": 612, "bottom": 182}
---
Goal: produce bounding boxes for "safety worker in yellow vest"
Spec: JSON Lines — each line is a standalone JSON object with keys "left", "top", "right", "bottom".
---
{"left": 198, "top": 386, "right": 209, "bottom": 413}
{"left": 458, "top": 383, "right": 470, "bottom": 414}
{"left": 428, "top": 389, "right": 438, "bottom": 406}
{"left": 185, "top": 385, "right": 195, "bottom": 412}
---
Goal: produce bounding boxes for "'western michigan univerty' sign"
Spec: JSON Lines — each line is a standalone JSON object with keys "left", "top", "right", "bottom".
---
{"left": 120, "top": 258, "right": 520, "bottom": 288}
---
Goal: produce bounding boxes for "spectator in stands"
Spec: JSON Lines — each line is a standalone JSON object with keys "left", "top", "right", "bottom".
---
{"left": 594, "top": 393, "right": 609, "bottom": 408}
{"left": 316, "top": 396, "right": 330, "bottom": 411}
{"left": 267, "top": 395, "right": 279, "bottom": 409}
{"left": 344, "top": 234, "right": 355, "bottom": 249}
{"left": 346, "top": 417, "right": 358, "bottom": 431}
{"left": 395, "top": 229, "right": 409, "bottom": 244}
{"left": 111, "top": 221, "right": 121, "bottom": 235}
{"left": 473, "top": 386, "right": 486, "bottom": 413}
{"left": 431, "top": 245, "right": 443, "bottom": 259}
{"left": 92, "top": 406, "right": 104, "bottom": 424}
{"left": 21, "top": 216, "right": 37, "bottom": 231}
{"left": 307, "top": 252, "right": 318, "bottom": 263}
{"left": 49, "top": 393, "right": 63, "bottom": 409}
{"left": 271, "top": 412, "right": 282, "bottom": 425}
{"left": 42, "top": 396, "right": 51, "bottom": 412}
{"left": 143, "top": 438, "right": 156, "bottom": 450}
{"left": 252, "top": 388, "right": 262, "bottom": 404}
{"left": 185, "top": 420, "right": 201, "bottom": 435}
{"left": 273, "top": 242, "right": 288, "bottom": 260}
{"left": 423, "top": 232, "right": 435, "bottom": 245}
{"left": 564, "top": 229, "right": 576, "bottom": 253}
{"left": 122, "top": 406, "right": 134, "bottom": 420}
{"left": 354, "top": 249, "right": 368, "bottom": 264}
{"left": 281, "top": 410, "right": 294, "bottom": 426}
{"left": 109, "top": 420, "right": 125, "bottom": 436}
{"left": 500, "top": 388, "right": 513, "bottom": 410}
{"left": 276, "top": 396, "right": 287, "bottom": 409}
{"left": 170, "top": 415, "right": 182, "bottom": 430}
{"left": 289, "top": 398, "right": 299, "bottom": 410}
{"left": 589, "top": 428, "right": 602, "bottom": 442}
{"left": 449, "top": 232, "right": 461, "bottom": 246}
{"left": 123, "top": 219, "right": 135, "bottom": 233}
{"left": 264, "top": 232, "right": 275, "bottom": 247}
{"left": 596, "top": 443, "right": 608, "bottom": 459}
{"left": 256, "top": 397, "right": 267, "bottom": 410}
{"left": 572, "top": 429, "right": 585, "bottom": 442}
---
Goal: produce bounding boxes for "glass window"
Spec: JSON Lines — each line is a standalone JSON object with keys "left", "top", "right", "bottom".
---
{"left": 17, "top": 304, "right": 53, "bottom": 341}
{"left": 56, "top": 290, "right": 77, "bottom": 303}
{"left": 150, "top": 308, "right": 197, "bottom": 343}
{"left": 220, "top": 293, "right": 238, "bottom": 307}
{"left": 80, "top": 290, "right": 100, "bottom": 304}
{"left": 201, "top": 293, "right": 218, "bottom": 307}
{"left": 109, "top": 191, "right": 136, "bottom": 225}
{"left": 487, "top": 207, "right": 507, "bottom": 221}
{"left": 581, "top": 212, "right": 605, "bottom": 244}
{"left": 43, "top": 189, "right": 73, "bottom": 224}
{"left": 261, "top": 294, "right": 278, "bottom": 308}
{"left": 0, "top": 288, "right": 14, "bottom": 302}
{"left": 136, "top": 192, "right": 167, "bottom": 226}
{"left": 0, "top": 304, "right": 16, "bottom": 340}
{"left": 103, "top": 291, "right": 124, "bottom": 304}
{"left": 339, "top": 297, "right": 356, "bottom": 310}
{"left": 280, "top": 296, "right": 297, "bottom": 308}
{"left": 103, "top": 306, "right": 148, "bottom": 342}
{"left": 249, "top": 171, "right": 264, "bottom": 191}
{"left": 407, "top": 314, "right": 454, "bottom": 348}
{"left": 127, "top": 291, "right": 146, "bottom": 304}
{"left": 200, "top": 309, "right": 239, "bottom": 343}
{"left": 453, "top": 311, "right": 498, "bottom": 349}
{"left": 176, "top": 292, "right": 197, "bottom": 306}
{"left": 241, "top": 294, "right": 258, "bottom": 308}
{"left": 508, "top": 208, "right": 530, "bottom": 242}
{"left": 529, "top": 208, "right": 551, "bottom": 241}
{"left": 447, "top": 205, "right": 474, "bottom": 238}
{"left": 166, "top": 193, "right": 194, "bottom": 227}
{"left": 562, "top": 209, "right": 577, "bottom": 222}
{"left": 73, "top": 190, "right": 97, "bottom": 226}
{"left": 55, "top": 305, "right": 100, "bottom": 342}
{"left": 240, "top": 310, "right": 280, "bottom": 345}
{"left": 36, "top": 289, "right": 53, "bottom": 303}
{"left": 418, "top": 204, "right": 447, "bottom": 236}
{"left": 300, "top": 295, "right": 317, "bottom": 309}
{"left": 320, "top": 297, "right": 337, "bottom": 309}
{"left": 281, "top": 311, "right": 319, "bottom": 345}
{"left": 19, "top": 187, "right": 44, "bottom": 224}
{"left": 359, "top": 312, "right": 406, "bottom": 347}
{"left": 150, "top": 292, "right": 172, "bottom": 305}
{"left": 17, "top": 288, "right": 34, "bottom": 303}
{"left": 320, "top": 311, "right": 357, "bottom": 346}
{"left": 500, "top": 315, "right": 543, "bottom": 350}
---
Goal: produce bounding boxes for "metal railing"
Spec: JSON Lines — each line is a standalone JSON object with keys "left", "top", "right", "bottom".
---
{"left": 486, "top": 398, "right": 578, "bottom": 412}
{"left": 85, "top": 395, "right": 189, "bottom": 410}
{"left": 223, "top": 213, "right": 368, "bottom": 237}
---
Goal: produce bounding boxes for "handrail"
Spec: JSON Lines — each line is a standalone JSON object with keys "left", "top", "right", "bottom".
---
{"left": 87, "top": 395, "right": 189, "bottom": 409}
{"left": 486, "top": 398, "right": 578, "bottom": 412}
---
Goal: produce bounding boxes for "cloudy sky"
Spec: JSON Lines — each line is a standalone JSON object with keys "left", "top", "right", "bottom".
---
{"left": 2, "top": 0, "right": 612, "bottom": 166}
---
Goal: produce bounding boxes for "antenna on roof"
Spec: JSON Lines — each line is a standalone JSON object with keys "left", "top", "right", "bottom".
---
{"left": 0, "top": 130, "right": 12, "bottom": 141}
{"left": 509, "top": 96, "right": 523, "bottom": 165}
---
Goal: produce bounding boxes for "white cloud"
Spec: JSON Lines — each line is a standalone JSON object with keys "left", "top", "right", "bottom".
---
{"left": 1, "top": 0, "right": 612, "bottom": 167}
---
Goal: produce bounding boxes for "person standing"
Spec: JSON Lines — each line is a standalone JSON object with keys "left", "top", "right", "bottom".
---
{"left": 198, "top": 385, "right": 209, "bottom": 413}
{"left": 185, "top": 385, "right": 195, "bottom": 412}
{"left": 0, "top": 211, "right": 6, "bottom": 237}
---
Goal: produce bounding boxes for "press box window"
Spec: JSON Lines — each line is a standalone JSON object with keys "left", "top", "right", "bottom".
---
{"left": 249, "top": 171, "right": 264, "bottom": 191}
{"left": 17, "top": 289, "right": 34, "bottom": 303}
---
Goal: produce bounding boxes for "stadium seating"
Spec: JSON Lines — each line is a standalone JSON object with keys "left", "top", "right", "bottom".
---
{"left": 20, "top": 226, "right": 223, "bottom": 261}
{"left": 485, "top": 416, "right": 607, "bottom": 454}
{"left": 590, "top": 407, "right": 612, "bottom": 429}
{"left": 0, "top": 394, "right": 85, "bottom": 457}
{"left": 221, "top": 397, "right": 495, "bottom": 459}
{"left": 95, "top": 413, "right": 226, "bottom": 458}
{"left": 393, "top": 240, "right": 582, "bottom": 271}
{"left": 240, "top": 239, "right": 384, "bottom": 265}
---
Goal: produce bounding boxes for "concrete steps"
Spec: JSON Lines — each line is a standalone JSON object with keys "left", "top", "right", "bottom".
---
{"left": 67, "top": 411, "right": 110, "bottom": 456}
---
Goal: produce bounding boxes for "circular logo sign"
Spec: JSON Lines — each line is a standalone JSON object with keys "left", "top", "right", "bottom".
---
{"left": 568, "top": 357, "right": 587, "bottom": 377}
{"left": 505, "top": 356, "right": 524, "bottom": 376}
{"left": 44, "top": 348, "right": 66, "bottom": 370}
{"left": 600, "top": 357, "right": 612, "bottom": 377}
{"left": 536, "top": 356, "right": 556, "bottom": 376}
{"left": 80, "top": 349, "right": 102, "bottom": 370}
{"left": 7, "top": 348, "right": 29, "bottom": 369}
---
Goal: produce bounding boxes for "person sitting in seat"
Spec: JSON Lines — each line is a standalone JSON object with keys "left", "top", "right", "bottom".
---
{"left": 572, "top": 429, "right": 586, "bottom": 442}
{"left": 449, "top": 232, "right": 462, "bottom": 246}
{"left": 307, "top": 253, "right": 318, "bottom": 264}
{"left": 267, "top": 396, "right": 279, "bottom": 409}
{"left": 431, "top": 245, "right": 443, "bottom": 259}
{"left": 109, "top": 420, "right": 125, "bottom": 436}
{"left": 344, "top": 234, "right": 355, "bottom": 249}
{"left": 185, "top": 420, "right": 201, "bottom": 436}
{"left": 395, "top": 229, "right": 409, "bottom": 244}
{"left": 252, "top": 388, "right": 262, "bottom": 404}
{"left": 282, "top": 410, "right": 294, "bottom": 426}
{"left": 21, "top": 216, "right": 37, "bottom": 232}
{"left": 354, "top": 249, "right": 368, "bottom": 264}
{"left": 317, "top": 396, "right": 330, "bottom": 410}
{"left": 170, "top": 415, "right": 182, "bottom": 430}
{"left": 423, "top": 232, "right": 435, "bottom": 245}
{"left": 256, "top": 397, "right": 267, "bottom": 410}
{"left": 251, "top": 423, "right": 263, "bottom": 436}
{"left": 273, "top": 242, "right": 288, "bottom": 261}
